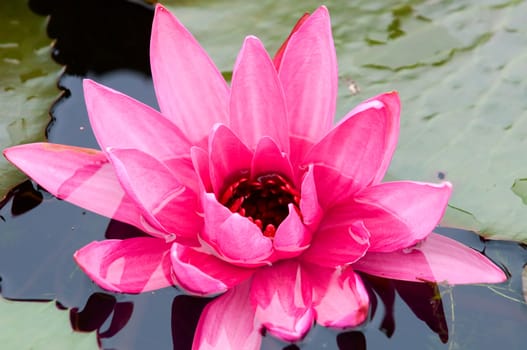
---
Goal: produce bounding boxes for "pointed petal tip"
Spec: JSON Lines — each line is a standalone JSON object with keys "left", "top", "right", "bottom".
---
{"left": 312, "top": 5, "right": 330, "bottom": 18}
{"left": 153, "top": 2, "right": 171, "bottom": 17}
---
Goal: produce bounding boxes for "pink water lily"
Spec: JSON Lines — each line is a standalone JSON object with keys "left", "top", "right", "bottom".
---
{"left": 4, "top": 5, "right": 506, "bottom": 349}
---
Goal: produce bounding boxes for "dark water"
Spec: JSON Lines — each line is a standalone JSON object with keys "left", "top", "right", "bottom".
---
{"left": 1, "top": 1, "right": 526, "bottom": 349}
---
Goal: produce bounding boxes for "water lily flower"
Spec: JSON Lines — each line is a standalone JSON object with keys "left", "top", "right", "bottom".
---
{"left": 4, "top": 4, "right": 506, "bottom": 349}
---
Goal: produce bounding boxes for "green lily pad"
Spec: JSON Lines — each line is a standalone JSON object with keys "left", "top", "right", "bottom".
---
{"left": 512, "top": 178, "right": 527, "bottom": 205}
{"left": 161, "top": 0, "right": 527, "bottom": 242}
{"left": 0, "top": 297, "right": 97, "bottom": 349}
{"left": 0, "top": 2, "right": 62, "bottom": 199}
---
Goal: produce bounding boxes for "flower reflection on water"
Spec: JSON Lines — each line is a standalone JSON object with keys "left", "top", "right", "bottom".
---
{"left": 3, "top": 3, "right": 507, "bottom": 350}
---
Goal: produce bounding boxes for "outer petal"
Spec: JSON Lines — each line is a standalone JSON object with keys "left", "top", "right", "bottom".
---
{"left": 250, "top": 260, "right": 314, "bottom": 342}
{"left": 230, "top": 36, "right": 289, "bottom": 153}
{"left": 201, "top": 193, "right": 273, "bottom": 266}
{"left": 368, "top": 92, "right": 400, "bottom": 184}
{"left": 193, "top": 281, "right": 262, "bottom": 350}
{"left": 353, "top": 233, "right": 507, "bottom": 284}
{"left": 170, "top": 244, "right": 255, "bottom": 296}
{"left": 303, "top": 264, "right": 369, "bottom": 328}
{"left": 303, "top": 98, "right": 390, "bottom": 192}
{"left": 350, "top": 181, "right": 452, "bottom": 252}
{"left": 301, "top": 221, "right": 370, "bottom": 268}
{"left": 3, "top": 143, "right": 146, "bottom": 231}
{"left": 83, "top": 79, "right": 191, "bottom": 160}
{"left": 73, "top": 238, "right": 173, "bottom": 293}
{"left": 273, "top": 12, "right": 310, "bottom": 70}
{"left": 150, "top": 5, "right": 229, "bottom": 144}
{"left": 278, "top": 6, "right": 337, "bottom": 143}
{"left": 107, "top": 148, "right": 201, "bottom": 243}
{"left": 209, "top": 124, "right": 253, "bottom": 197}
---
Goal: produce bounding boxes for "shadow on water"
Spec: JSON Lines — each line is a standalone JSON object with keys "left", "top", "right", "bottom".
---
{"left": 0, "top": 0, "right": 526, "bottom": 349}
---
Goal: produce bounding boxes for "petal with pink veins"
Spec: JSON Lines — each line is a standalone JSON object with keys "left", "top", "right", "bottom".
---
{"left": 201, "top": 193, "right": 273, "bottom": 267}
{"left": 351, "top": 181, "right": 452, "bottom": 252}
{"left": 303, "top": 264, "right": 369, "bottom": 328}
{"left": 303, "top": 98, "right": 389, "bottom": 192}
{"left": 107, "top": 148, "right": 201, "bottom": 243}
{"left": 299, "top": 165, "right": 323, "bottom": 229}
{"left": 353, "top": 233, "right": 507, "bottom": 284}
{"left": 3, "top": 143, "right": 149, "bottom": 232}
{"left": 367, "top": 92, "right": 401, "bottom": 184}
{"left": 170, "top": 244, "right": 256, "bottom": 296}
{"left": 251, "top": 137, "right": 294, "bottom": 181}
{"left": 74, "top": 237, "right": 173, "bottom": 293}
{"left": 191, "top": 146, "right": 212, "bottom": 193}
{"left": 230, "top": 36, "right": 289, "bottom": 153}
{"left": 312, "top": 165, "right": 357, "bottom": 209}
{"left": 289, "top": 136, "right": 314, "bottom": 183}
{"left": 83, "top": 79, "right": 191, "bottom": 160}
{"left": 250, "top": 260, "right": 314, "bottom": 342}
{"left": 301, "top": 221, "right": 370, "bottom": 268}
{"left": 273, "top": 12, "right": 310, "bottom": 70}
{"left": 150, "top": 4, "right": 229, "bottom": 144}
{"left": 273, "top": 204, "right": 311, "bottom": 256}
{"left": 278, "top": 6, "right": 337, "bottom": 144}
{"left": 193, "top": 281, "right": 262, "bottom": 350}
{"left": 208, "top": 124, "right": 253, "bottom": 197}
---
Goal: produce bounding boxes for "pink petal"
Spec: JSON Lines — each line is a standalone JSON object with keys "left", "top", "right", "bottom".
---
{"left": 301, "top": 220, "right": 370, "bottom": 268}
{"left": 299, "top": 165, "right": 323, "bottom": 229}
{"left": 273, "top": 12, "right": 310, "bottom": 70}
{"left": 289, "top": 136, "right": 314, "bottom": 183}
{"left": 368, "top": 92, "right": 401, "bottom": 184}
{"left": 250, "top": 137, "right": 294, "bottom": 182}
{"left": 312, "top": 165, "right": 357, "bottom": 209}
{"left": 351, "top": 181, "right": 452, "bottom": 252}
{"left": 273, "top": 204, "right": 311, "bottom": 256}
{"left": 170, "top": 244, "right": 255, "bottom": 296}
{"left": 278, "top": 6, "right": 337, "bottom": 144}
{"left": 150, "top": 5, "right": 229, "bottom": 144}
{"left": 3, "top": 143, "right": 147, "bottom": 232}
{"left": 303, "top": 98, "right": 390, "bottom": 192}
{"left": 303, "top": 264, "right": 369, "bottom": 328}
{"left": 107, "top": 148, "right": 201, "bottom": 243}
{"left": 201, "top": 193, "right": 273, "bottom": 267}
{"left": 83, "top": 79, "right": 191, "bottom": 160}
{"left": 353, "top": 233, "right": 507, "bottom": 284}
{"left": 73, "top": 237, "right": 173, "bottom": 293}
{"left": 193, "top": 281, "right": 262, "bottom": 350}
{"left": 250, "top": 260, "right": 314, "bottom": 342}
{"left": 208, "top": 124, "right": 253, "bottom": 197}
{"left": 230, "top": 36, "right": 289, "bottom": 153}
{"left": 190, "top": 146, "right": 212, "bottom": 192}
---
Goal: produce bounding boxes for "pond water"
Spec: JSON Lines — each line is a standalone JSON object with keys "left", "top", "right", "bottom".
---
{"left": 1, "top": 0, "right": 527, "bottom": 349}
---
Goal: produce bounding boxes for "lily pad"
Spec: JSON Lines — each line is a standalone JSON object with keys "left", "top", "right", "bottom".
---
{"left": 0, "top": 2, "right": 62, "bottom": 199}
{"left": 0, "top": 297, "right": 97, "bottom": 349}
{"left": 511, "top": 178, "right": 527, "bottom": 205}
{"left": 161, "top": 0, "right": 527, "bottom": 242}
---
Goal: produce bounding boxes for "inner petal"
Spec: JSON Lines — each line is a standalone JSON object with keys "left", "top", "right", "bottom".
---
{"left": 219, "top": 173, "right": 302, "bottom": 237}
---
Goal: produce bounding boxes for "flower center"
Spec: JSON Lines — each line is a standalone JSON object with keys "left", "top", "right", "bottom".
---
{"left": 219, "top": 174, "right": 301, "bottom": 238}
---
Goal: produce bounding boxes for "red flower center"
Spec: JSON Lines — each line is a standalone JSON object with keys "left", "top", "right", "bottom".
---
{"left": 220, "top": 174, "right": 301, "bottom": 237}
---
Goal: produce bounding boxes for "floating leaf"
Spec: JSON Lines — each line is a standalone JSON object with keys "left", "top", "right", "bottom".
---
{"left": 511, "top": 178, "right": 527, "bottom": 205}
{"left": 0, "top": 297, "right": 97, "bottom": 349}
{"left": 0, "top": 2, "right": 62, "bottom": 199}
